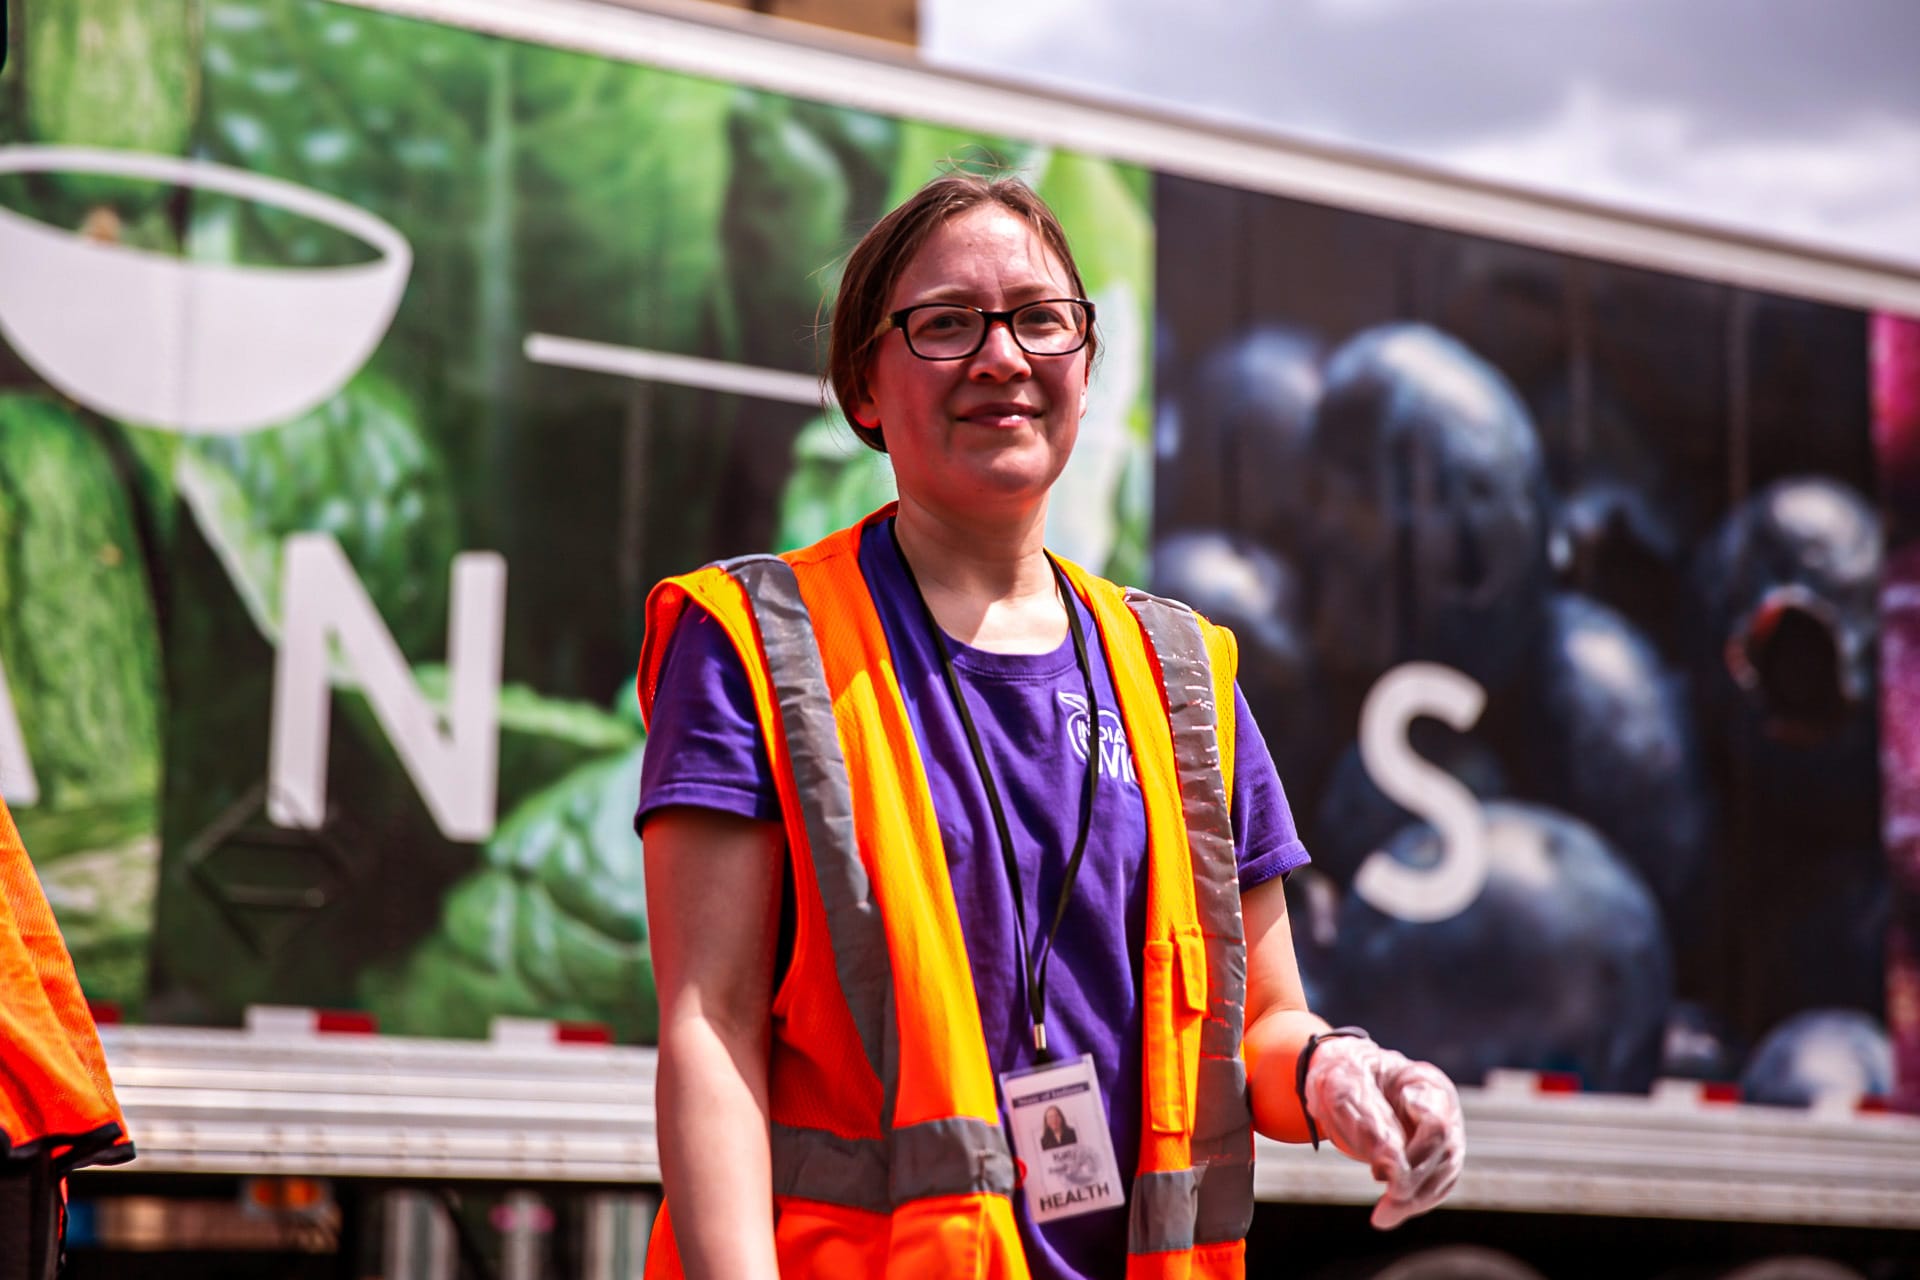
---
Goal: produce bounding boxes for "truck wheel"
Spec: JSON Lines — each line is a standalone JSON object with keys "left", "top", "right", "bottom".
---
{"left": 1367, "top": 1245, "right": 1548, "bottom": 1280}
{"left": 1717, "top": 1260, "right": 1864, "bottom": 1280}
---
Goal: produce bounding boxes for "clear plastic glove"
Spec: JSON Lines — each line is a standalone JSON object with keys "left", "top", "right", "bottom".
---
{"left": 1301, "top": 1035, "right": 1465, "bottom": 1229}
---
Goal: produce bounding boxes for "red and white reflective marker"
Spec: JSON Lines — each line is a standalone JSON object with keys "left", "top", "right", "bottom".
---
{"left": 1481, "top": 1069, "right": 1583, "bottom": 1097}
{"left": 489, "top": 1016, "right": 613, "bottom": 1049}
{"left": 245, "top": 1005, "right": 378, "bottom": 1036}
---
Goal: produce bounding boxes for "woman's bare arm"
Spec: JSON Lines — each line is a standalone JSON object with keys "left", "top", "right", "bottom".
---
{"left": 1239, "top": 876, "right": 1331, "bottom": 1142}
{"left": 645, "top": 805, "right": 786, "bottom": 1279}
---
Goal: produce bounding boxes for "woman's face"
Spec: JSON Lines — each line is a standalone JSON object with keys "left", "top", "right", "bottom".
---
{"left": 1044, "top": 1106, "right": 1065, "bottom": 1133}
{"left": 853, "top": 204, "right": 1090, "bottom": 519}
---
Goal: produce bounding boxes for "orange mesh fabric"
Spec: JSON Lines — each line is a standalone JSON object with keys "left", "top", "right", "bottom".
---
{"left": 641, "top": 563, "right": 887, "bottom": 1138}
{"left": 0, "top": 795, "right": 131, "bottom": 1172}
{"left": 790, "top": 527, "right": 1003, "bottom": 1129}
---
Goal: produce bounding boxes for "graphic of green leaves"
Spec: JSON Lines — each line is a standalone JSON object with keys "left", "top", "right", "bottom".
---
{"left": 722, "top": 90, "right": 850, "bottom": 373}
{"left": 0, "top": 395, "right": 160, "bottom": 832}
{"left": 179, "top": 370, "right": 460, "bottom": 657}
{"left": 1035, "top": 152, "right": 1153, "bottom": 578}
{"left": 0, "top": 395, "right": 163, "bottom": 1007}
{"left": 361, "top": 741, "right": 655, "bottom": 1043}
{"left": 18, "top": 0, "right": 199, "bottom": 217}
{"left": 884, "top": 119, "right": 1036, "bottom": 204}
{"left": 775, "top": 411, "right": 897, "bottom": 552}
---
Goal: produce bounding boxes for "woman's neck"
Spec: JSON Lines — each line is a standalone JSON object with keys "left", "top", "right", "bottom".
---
{"left": 891, "top": 498, "right": 1068, "bottom": 655}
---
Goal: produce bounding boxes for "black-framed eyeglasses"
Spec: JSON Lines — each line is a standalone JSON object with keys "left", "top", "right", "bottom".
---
{"left": 883, "top": 298, "right": 1095, "bottom": 361}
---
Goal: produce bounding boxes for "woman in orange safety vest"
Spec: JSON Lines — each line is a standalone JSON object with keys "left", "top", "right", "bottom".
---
{"left": 635, "top": 173, "right": 1466, "bottom": 1279}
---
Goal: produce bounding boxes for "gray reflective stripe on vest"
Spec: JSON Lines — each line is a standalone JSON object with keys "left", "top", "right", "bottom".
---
{"left": 769, "top": 1117, "right": 1017, "bottom": 1214}
{"left": 722, "top": 556, "right": 1015, "bottom": 1213}
{"left": 769, "top": 1122, "right": 890, "bottom": 1215}
{"left": 724, "top": 555, "right": 895, "bottom": 1107}
{"left": 890, "top": 1116, "right": 1017, "bottom": 1205}
{"left": 1129, "top": 1140, "right": 1256, "bottom": 1255}
{"left": 1128, "top": 1168, "right": 1198, "bottom": 1254}
{"left": 1124, "top": 589, "right": 1256, "bottom": 1252}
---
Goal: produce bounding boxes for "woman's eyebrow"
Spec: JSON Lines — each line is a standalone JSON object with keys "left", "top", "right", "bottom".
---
{"left": 899, "top": 281, "right": 1069, "bottom": 307}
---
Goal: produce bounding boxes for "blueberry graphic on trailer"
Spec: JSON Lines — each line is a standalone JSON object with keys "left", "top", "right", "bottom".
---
{"left": 1184, "top": 325, "right": 1325, "bottom": 556}
{"left": 1324, "top": 800, "right": 1673, "bottom": 1093}
{"left": 1148, "top": 529, "right": 1325, "bottom": 792}
{"left": 1311, "top": 729, "right": 1507, "bottom": 892}
{"left": 1306, "top": 323, "right": 1553, "bottom": 689}
{"left": 1740, "top": 1009, "right": 1893, "bottom": 1109}
{"left": 1504, "top": 592, "right": 1713, "bottom": 928}
{"left": 1692, "top": 475, "right": 1881, "bottom": 749}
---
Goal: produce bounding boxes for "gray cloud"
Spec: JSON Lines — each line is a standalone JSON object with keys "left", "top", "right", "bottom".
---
{"left": 923, "top": 0, "right": 1920, "bottom": 264}
{"left": 936, "top": 0, "right": 1919, "bottom": 143}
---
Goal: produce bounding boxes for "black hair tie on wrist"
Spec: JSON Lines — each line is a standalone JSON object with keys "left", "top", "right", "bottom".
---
{"left": 1293, "top": 1026, "right": 1373, "bottom": 1151}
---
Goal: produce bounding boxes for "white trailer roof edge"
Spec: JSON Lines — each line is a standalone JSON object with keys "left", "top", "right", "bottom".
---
{"left": 343, "top": 0, "right": 1920, "bottom": 317}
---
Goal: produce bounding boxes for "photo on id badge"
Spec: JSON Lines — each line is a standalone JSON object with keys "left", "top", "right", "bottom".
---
{"left": 1001, "top": 1054, "right": 1124, "bottom": 1223}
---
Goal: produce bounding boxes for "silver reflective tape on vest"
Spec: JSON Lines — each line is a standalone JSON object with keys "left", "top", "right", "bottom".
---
{"left": 1123, "top": 590, "right": 1249, "bottom": 1034}
{"left": 1192, "top": 1054, "right": 1250, "bottom": 1145}
{"left": 1122, "top": 589, "right": 1246, "bottom": 976}
{"left": 725, "top": 556, "right": 896, "bottom": 1104}
{"left": 1192, "top": 1139, "right": 1256, "bottom": 1246}
{"left": 1130, "top": 1138, "right": 1253, "bottom": 1253}
{"left": 1190, "top": 1061, "right": 1256, "bottom": 1245}
{"left": 1128, "top": 1167, "right": 1198, "bottom": 1255}
{"left": 770, "top": 1122, "right": 891, "bottom": 1215}
{"left": 891, "top": 1117, "right": 1017, "bottom": 1204}
{"left": 1125, "top": 589, "right": 1257, "bottom": 1249}
{"left": 769, "top": 1118, "right": 1015, "bottom": 1214}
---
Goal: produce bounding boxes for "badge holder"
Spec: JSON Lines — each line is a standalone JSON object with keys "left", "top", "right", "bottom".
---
{"left": 999, "top": 1054, "right": 1125, "bottom": 1223}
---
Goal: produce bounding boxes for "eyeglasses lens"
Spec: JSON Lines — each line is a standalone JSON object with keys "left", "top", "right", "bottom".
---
{"left": 905, "top": 301, "right": 1088, "bottom": 359}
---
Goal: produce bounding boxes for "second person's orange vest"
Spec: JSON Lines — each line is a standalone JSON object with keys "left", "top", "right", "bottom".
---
{"left": 0, "top": 795, "right": 132, "bottom": 1175}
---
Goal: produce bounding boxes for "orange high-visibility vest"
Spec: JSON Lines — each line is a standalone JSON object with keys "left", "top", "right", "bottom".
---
{"left": 0, "top": 795, "right": 133, "bottom": 1173}
{"left": 637, "top": 511, "right": 1253, "bottom": 1278}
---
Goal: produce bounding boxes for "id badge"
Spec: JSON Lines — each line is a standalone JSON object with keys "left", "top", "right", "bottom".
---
{"left": 999, "top": 1054, "right": 1125, "bottom": 1223}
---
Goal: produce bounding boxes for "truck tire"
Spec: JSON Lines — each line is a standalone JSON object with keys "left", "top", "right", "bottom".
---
{"left": 1357, "top": 1246, "right": 1549, "bottom": 1280}
{"left": 1717, "top": 1260, "right": 1865, "bottom": 1280}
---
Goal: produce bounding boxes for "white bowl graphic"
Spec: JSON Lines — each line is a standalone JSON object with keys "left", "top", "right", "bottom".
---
{"left": 0, "top": 147, "right": 411, "bottom": 435}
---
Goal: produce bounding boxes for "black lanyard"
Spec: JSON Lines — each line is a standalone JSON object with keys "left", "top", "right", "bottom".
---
{"left": 890, "top": 521, "right": 1100, "bottom": 1060}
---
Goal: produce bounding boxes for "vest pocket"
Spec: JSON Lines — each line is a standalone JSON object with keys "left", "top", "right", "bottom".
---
{"left": 1176, "top": 928, "right": 1208, "bottom": 1126}
{"left": 1177, "top": 928, "right": 1208, "bottom": 1014}
{"left": 1144, "top": 941, "right": 1189, "bottom": 1135}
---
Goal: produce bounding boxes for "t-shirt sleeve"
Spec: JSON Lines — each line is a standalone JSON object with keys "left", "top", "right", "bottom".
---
{"left": 634, "top": 605, "right": 782, "bottom": 835}
{"left": 1230, "top": 683, "right": 1310, "bottom": 891}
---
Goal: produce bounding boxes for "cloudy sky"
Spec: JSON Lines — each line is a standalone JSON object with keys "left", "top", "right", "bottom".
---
{"left": 921, "top": 0, "right": 1920, "bottom": 269}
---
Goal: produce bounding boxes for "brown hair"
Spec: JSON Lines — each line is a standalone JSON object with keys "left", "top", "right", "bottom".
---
{"left": 826, "top": 172, "right": 1095, "bottom": 453}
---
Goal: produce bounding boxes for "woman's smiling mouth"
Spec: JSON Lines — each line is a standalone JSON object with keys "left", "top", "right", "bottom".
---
{"left": 958, "top": 400, "right": 1043, "bottom": 427}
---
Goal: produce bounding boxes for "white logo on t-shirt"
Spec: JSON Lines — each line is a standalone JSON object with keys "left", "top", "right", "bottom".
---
{"left": 1058, "top": 693, "right": 1137, "bottom": 786}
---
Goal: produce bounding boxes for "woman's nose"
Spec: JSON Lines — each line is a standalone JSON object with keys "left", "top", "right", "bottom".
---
{"left": 969, "top": 318, "right": 1032, "bottom": 379}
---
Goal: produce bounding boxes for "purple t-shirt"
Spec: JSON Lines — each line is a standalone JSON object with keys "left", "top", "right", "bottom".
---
{"left": 637, "top": 519, "right": 1308, "bottom": 1280}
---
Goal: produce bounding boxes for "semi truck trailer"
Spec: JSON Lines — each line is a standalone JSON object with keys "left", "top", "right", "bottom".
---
{"left": 3, "top": 0, "right": 1918, "bottom": 1274}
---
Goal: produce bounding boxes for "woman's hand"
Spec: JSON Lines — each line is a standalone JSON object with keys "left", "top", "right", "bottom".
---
{"left": 646, "top": 806, "right": 787, "bottom": 1280}
{"left": 1240, "top": 878, "right": 1464, "bottom": 1229}
{"left": 1300, "top": 1035, "right": 1465, "bottom": 1229}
